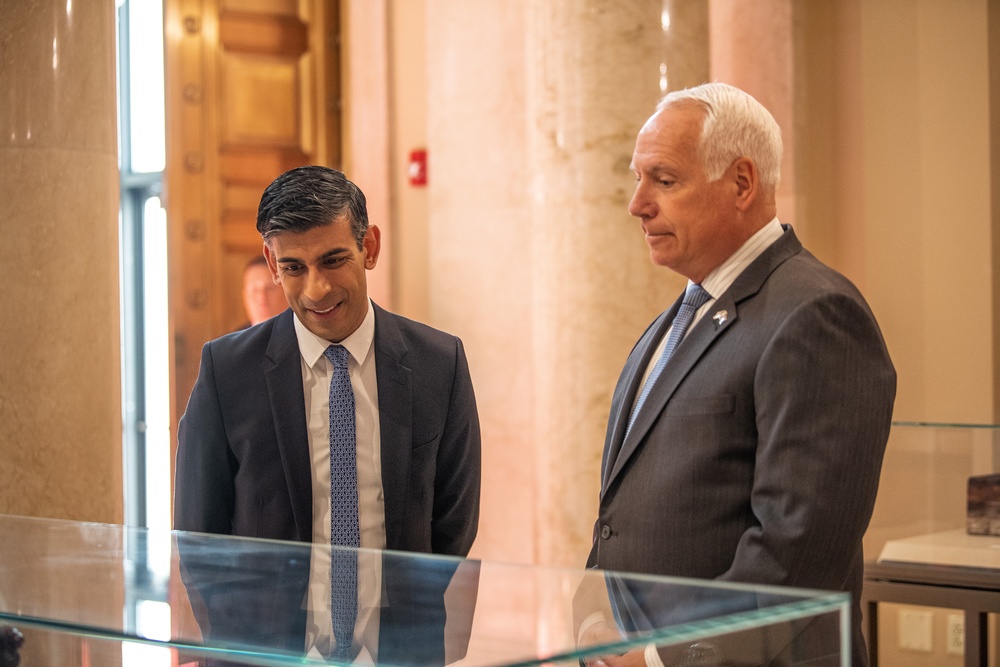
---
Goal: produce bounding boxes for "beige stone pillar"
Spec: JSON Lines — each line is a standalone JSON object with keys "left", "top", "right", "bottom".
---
{"left": 342, "top": 0, "right": 393, "bottom": 306}
{"left": 525, "top": 1, "right": 708, "bottom": 567}
{"left": 0, "top": 2, "right": 122, "bottom": 522}
{"left": 708, "top": 0, "right": 797, "bottom": 230}
{"left": 426, "top": 0, "right": 535, "bottom": 565}
{"left": 427, "top": 0, "right": 707, "bottom": 567}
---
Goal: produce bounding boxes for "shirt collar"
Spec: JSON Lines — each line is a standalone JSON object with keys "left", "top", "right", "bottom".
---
{"left": 699, "top": 217, "right": 783, "bottom": 299}
{"left": 292, "top": 298, "right": 376, "bottom": 369}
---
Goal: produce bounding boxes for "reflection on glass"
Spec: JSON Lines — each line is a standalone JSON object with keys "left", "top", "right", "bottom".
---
{"left": 124, "top": 600, "right": 170, "bottom": 666}
{"left": 0, "top": 515, "right": 850, "bottom": 667}
{"left": 867, "top": 422, "right": 1000, "bottom": 566}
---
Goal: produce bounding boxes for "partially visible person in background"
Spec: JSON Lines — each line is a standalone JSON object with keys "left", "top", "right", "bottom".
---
{"left": 241, "top": 253, "right": 288, "bottom": 326}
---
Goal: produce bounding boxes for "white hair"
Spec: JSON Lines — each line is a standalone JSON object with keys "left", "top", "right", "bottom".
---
{"left": 657, "top": 82, "right": 782, "bottom": 190}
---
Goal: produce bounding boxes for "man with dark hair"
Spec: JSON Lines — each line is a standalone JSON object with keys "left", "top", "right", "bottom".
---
{"left": 175, "top": 165, "right": 481, "bottom": 661}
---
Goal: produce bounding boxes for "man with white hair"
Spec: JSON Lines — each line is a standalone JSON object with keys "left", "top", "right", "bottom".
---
{"left": 586, "top": 82, "right": 896, "bottom": 666}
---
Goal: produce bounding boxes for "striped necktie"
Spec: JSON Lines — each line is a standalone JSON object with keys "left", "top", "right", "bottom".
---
{"left": 626, "top": 283, "right": 711, "bottom": 435}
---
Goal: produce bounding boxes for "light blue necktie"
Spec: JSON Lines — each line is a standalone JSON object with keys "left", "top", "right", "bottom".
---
{"left": 324, "top": 345, "right": 359, "bottom": 662}
{"left": 626, "top": 283, "right": 711, "bottom": 435}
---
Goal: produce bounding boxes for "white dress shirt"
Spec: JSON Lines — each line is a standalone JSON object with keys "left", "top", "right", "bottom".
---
{"left": 294, "top": 299, "right": 385, "bottom": 660}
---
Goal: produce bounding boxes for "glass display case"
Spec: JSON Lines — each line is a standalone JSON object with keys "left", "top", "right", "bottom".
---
{"left": 0, "top": 514, "right": 850, "bottom": 666}
{"left": 862, "top": 422, "right": 1000, "bottom": 666}
{"left": 865, "top": 422, "right": 1000, "bottom": 559}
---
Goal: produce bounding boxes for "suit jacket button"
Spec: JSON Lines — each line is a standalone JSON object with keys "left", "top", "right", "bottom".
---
{"left": 600, "top": 524, "right": 611, "bottom": 539}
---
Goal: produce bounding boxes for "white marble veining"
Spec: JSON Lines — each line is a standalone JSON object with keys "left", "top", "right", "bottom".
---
{"left": 426, "top": 0, "right": 709, "bottom": 569}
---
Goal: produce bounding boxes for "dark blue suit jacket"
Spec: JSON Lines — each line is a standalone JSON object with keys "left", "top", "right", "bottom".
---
{"left": 174, "top": 303, "right": 481, "bottom": 664}
{"left": 174, "top": 302, "right": 481, "bottom": 556}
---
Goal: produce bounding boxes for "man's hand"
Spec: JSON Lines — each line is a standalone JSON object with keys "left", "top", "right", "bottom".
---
{"left": 579, "top": 620, "right": 648, "bottom": 667}
{"left": 586, "top": 647, "right": 647, "bottom": 667}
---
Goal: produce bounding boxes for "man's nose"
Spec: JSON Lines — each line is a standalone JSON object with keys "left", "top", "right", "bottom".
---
{"left": 303, "top": 270, "right": 331, "bottom": 301}
{"left": 627, "top": 183, "right": 652, "bottom": 218}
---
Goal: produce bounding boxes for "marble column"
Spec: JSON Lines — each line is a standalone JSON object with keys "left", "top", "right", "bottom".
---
{"left": 427, "top": 0, "right": 707, "bottom": 567}
{"left": 526, "top": 0, "right": 708, "bottom": 568}
{"left": 708, "top": 0, "right": 796, "bottom": 229}
{"left": 0, "top": 1, "right": 122, "bottom": 523}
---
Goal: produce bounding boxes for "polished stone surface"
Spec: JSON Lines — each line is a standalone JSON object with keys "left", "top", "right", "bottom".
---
{"left": 426, "top": 0, "right": 708, "bottom": 568}
{"left": 0, "top": 0, "right": 122, "bottom": 523}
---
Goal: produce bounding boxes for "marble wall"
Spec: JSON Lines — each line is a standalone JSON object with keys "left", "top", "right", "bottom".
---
{"left": 0, "top": 1, "right": 122, "bottom": 522}
{"left": 425, "top": 0, "right": 709, "bottom": 566}
{"left": 415, "top": 0, "right": 1000, "bottom": 569}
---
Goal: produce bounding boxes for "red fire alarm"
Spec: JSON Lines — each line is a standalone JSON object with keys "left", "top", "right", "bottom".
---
{"left": 408, "top": 149, "right": 428, "bottom": 186}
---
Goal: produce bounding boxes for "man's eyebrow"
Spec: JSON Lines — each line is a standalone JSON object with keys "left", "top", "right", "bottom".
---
{"left": 275, "top": 247, "right": 350, "bottom": 264}
{"left": 632, "top": 163, "right": 672, "bottom": 176}
{"left": 647, "top": 164, "right": 678, "bottom": 176}
{"left": 319, "top": 247, "right": 351, "bottom": 260}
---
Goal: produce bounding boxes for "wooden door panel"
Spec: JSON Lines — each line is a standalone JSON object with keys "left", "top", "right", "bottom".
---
{"left": 219, "top": 12, "right": 308, "bottom": 53}
{"left": 220, "top": 0, "right": 300, "bottom": 15}
{"left": 220, "top": 53, "right": 304, "bottom": 147}
{"left": 165, "top": 0, "right": 340, "bottom": 477}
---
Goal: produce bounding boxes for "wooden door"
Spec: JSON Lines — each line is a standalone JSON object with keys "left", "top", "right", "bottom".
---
{"left": 163, "top": 0, "right": 341, "bottom": 462}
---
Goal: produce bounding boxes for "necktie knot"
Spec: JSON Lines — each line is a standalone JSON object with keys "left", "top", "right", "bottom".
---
{"left": 683, "top": 283, "right": 711, "bottom": 309}
{"left": 324, "top": 344, "right": 350, "bottom": 368}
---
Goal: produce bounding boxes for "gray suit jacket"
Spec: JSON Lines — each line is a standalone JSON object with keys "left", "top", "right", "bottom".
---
{"left": 588, "top": 227, "right": 895, "bottom": 666}
{"left": 174, "top": 302, "right": 481, "bottom": 557}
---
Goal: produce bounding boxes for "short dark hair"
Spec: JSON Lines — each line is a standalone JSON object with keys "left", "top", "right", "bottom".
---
{"left": 256, "top": 165, "right": 369, "bottom": 249}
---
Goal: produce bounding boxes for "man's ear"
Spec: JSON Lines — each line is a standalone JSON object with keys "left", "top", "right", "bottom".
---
{"left": 262, "top": 242, "right": 281, "bottom": 284}
{"left": 732, "top": 157, "right": 758, "bottom": 211}
{"left": 363, "top": 225, "right": 381, "bottom": 270}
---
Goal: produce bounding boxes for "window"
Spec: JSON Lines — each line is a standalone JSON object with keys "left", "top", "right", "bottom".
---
{"left": 117, "top": 0, "right": 170, "bottom": 663}
{"left": 118, "top": 0, "right": 168, "bottom": 536}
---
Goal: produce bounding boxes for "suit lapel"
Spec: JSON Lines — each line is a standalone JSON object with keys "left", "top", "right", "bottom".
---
{"left": 602, "top": 226, "right": 804, "bottom": 496}
{"left": 603, "top": 297, "right": 735, "bottom": 495}
{"left": 600, "top": 304, "right": 677, "bottom": 492}
{"left": 264, "top": 311, "right": 313, "bottom": 541}
{"left": 371, "top": 303, "right": 412, "bottom": 551}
